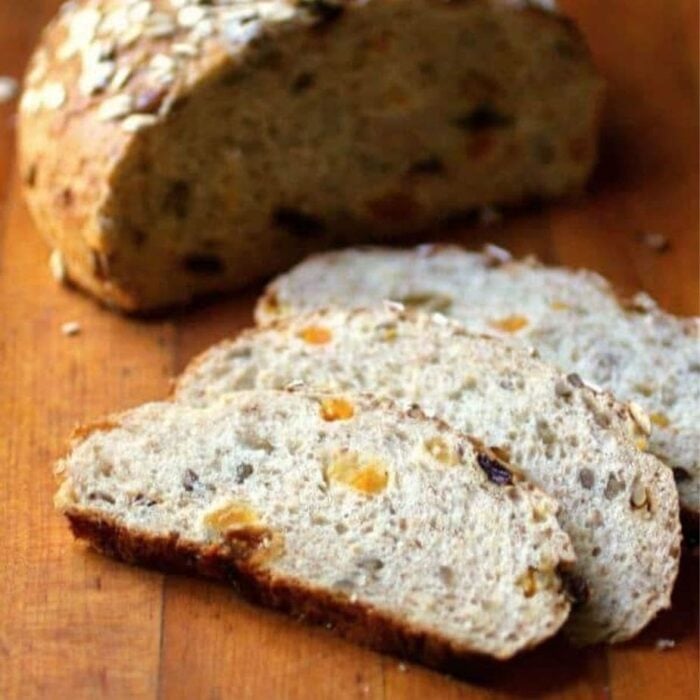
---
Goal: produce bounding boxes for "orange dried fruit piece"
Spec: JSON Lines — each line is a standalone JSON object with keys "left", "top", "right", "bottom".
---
{"left": 550, "top": 300, "right": 571, "bottom": 311}
{"left": 298, "top": 325, "right": 332, "bottom": 345}
{"left": 320, "top": 397, "right": 355, "bottom": 422}
{"left": 324, "top": 451, "right": 388, "bottom": 495}
{"left": 204, "top": 500, "right": 259, "bottom": 531}
{"left": 489, "top": 314, "right": 529, "bottom": 333}
{"left": 650, "top": 412, "right": 670, "bottom": 428}
{"left": 424, "top": 436, "right": 459, "bottom": 466}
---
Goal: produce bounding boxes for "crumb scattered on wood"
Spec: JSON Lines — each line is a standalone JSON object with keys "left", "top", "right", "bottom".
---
{"left": 639, "top": 231, "right": 670, "bottom": 252}
{"left": 61, "top": 321, "right": 81, "bottom": 336}
{"left": 655, "top": 638, "right": 676, "bottom": 651}
{"left": 398, "top": 663, "right": 407, "bottom": 672}
{"left": 0, "top": 76, "right": 17, "bottom": 104}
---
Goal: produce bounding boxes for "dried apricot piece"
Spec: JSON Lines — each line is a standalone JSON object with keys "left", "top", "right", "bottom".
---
{"left": 298, "top": 325, "right": 332, "bottom": 345}
{"left": 320, "top": 397, "right": 355, "bottom": 422}
{"left": 489, "top": 314, "right": 529, "bottom": 333}
{"left": 324, "top": 451, "right": 388, "bottom": 495}
{"left": 204, "top": 500, "right": 259, "bottom": 531}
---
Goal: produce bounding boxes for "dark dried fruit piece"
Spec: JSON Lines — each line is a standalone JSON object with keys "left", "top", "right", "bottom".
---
{"left": 477, "top": 453, "right": 513, "bottom": 485}
{"left": 453, "top": 103, "right": 513, "bottom": 131}
{"left": 163, "top": 180, "right": 191, "bottom": 219}
{"left": 567, "top": 372, "right": 584, "bottom": 387}
{"left": 182, "top": 468, "right": 199, "bottom": 491}
{"left": 291, "top": 72, "right": 315, "bottom": 93}
{"left": 182, "top": 253, "right": 225, "bottom": 275}
{"left": 273, "top": 207, "right": 326, "bottom": 237}
{"left": 578, "top": 468, "right": 595, "bottom": 489}
{"left": 407, "top": 157, "right": 445, "bottom": 175}
{"left": 604, "top": 473, "right": 626, "bottom": 499}
{"left": 235, "top": 462, "right": 254, "bottom": 484}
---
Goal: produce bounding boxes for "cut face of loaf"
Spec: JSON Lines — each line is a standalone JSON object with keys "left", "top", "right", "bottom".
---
{"left": 55, "top": 391, "right": 577, "bottom": 665}
{"left": 20, "top": 0, "right": 602, "bottom": 311}
{"left": 256, "top": 245, "right": 700, "bottom": 520}
{"left": 177, "top": 308, "right": 682, "bottom": 644}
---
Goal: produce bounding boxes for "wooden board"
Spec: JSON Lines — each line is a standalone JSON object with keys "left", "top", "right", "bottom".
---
{"left": 0, "top": 1, "right": 697, "bottom": 698}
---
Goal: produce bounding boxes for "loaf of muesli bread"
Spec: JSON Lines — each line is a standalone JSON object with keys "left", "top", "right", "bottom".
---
{"left": 19, "top": 0, "right": 602, "bottom": 311}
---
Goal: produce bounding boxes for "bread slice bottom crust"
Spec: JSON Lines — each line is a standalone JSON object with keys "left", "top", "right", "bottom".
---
{"left": 64, "top": 508, "right": 569, "bottom": 672}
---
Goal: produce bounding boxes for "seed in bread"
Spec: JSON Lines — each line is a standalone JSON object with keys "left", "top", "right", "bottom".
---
{"left": 177, "top": 307, "right": 682, "bottom": 644}
{"left": 20, "top": 0, "right": 602, "bottom": 311}
{"left": 55, "top": 390, "right": 577, "bottom": 666}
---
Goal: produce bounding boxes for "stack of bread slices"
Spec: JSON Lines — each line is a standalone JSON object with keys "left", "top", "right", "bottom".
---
{"left": 56, "top": 243, "right": 696, "bottom": 670}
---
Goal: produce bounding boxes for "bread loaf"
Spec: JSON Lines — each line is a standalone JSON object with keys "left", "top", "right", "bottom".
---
{"left": 55, "top": 390, "right": 577, "bottom": 666}
{"left": 20, "top": 0, "right": 602, "bottom": 311}
{"left": 257, "top": 244, "right": 700, "bottom": 521}
{"left": 177, "top": 307, "right": 682, "bottom": 644}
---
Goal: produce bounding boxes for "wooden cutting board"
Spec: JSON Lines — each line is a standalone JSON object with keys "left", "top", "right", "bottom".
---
{"left": 1, "top": 1, "right": 697, "bottom": 698}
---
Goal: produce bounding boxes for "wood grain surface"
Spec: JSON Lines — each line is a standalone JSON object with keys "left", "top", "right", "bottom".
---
{"left": 0, "top": 1, "right": 698, "bottom": 698}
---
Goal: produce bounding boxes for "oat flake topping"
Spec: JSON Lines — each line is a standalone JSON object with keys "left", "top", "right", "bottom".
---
{"left": 22, "top": 0, "right": 314, "bottom": 126}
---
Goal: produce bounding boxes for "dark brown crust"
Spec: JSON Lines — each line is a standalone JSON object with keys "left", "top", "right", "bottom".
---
{"left": 64, "top": 510, "right": 562, "bottom": 672}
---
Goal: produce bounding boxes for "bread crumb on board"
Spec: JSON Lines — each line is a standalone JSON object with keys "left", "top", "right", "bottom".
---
{"left": 639, "top": 231, "right": 670, "bottom": 252}
{"left": 0, "top": 76, "right": 18, "bottom": 103}
{"left": 61, "top": 321, "right": 81, "bottom": 337}
{"left": 655, "top": 638, "right": 676, "bottom": 651}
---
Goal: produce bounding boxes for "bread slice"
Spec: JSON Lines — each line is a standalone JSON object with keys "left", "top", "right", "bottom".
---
{"left": 19, "top": 0, "right": 601, "bottom": 311}
{"left": 55, "top": 390, "right": 577, "bottom": 666}
{"left": 177, "top": 308, "right": 681, "bottom": 644}
{"left": 256, "top": 245, "right": 700, "bottom": 521}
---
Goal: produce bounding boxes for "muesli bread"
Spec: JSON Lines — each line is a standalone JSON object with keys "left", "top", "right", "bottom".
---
{"left": 177, "top": 307, "right": 682, "bottom": 644}
{"left": 19, "top": 0, "right": 602, "bottom": 311}
{"left": 55, "top": 390, "right": 577, "bottom": 666}
{"left": 256, "top": 245, "right": 700, "bottom": 521}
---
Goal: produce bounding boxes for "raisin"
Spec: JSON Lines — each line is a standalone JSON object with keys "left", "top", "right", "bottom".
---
{"left": 163, "top": 180, "right": 191, "bottom": 219}
{"left": 559, "top": 570, "right": 589, "bottom": 607}
{"left": 477, "top": 453, "right": 513, "bottom": 485}
{"left": 291, "top": 72, "right": 315, "bottom": 94}
{"left": 182, "top": 253, "right": 225, "bottom": 275}
{"left": 578, "top": 468, "right": 595, "bottom": 489}
{"left": 182, "top": 468, "right": 199, "bottom": 491}
{"left": 407, "top": 157, "right": 445, "bottom": 175}
{"left": 273, "top": 207, "right": 326, "bottom": 237}
{"left": 604, "top": 474, "right": 625, "bottom": 499}
{"left": 453, "top": 103, "right": 513, "bottom": 131}
{"left": 235, "top": 463, "right": 254, "bottom": 484}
